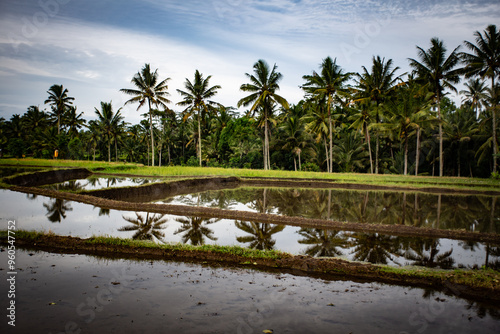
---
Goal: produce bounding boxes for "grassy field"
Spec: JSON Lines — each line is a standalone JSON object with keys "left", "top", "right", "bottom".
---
{"left": 1, "top": 157, "right": 499, "bottom": 191}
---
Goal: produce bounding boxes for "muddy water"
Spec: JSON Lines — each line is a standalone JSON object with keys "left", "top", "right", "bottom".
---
{"left": 161, "top": 187, "right": 500, "bottom": 233}
{"left": 0, "top": 249, "right": 499, "bottom": 333}
{"left": 1, "top": 190, "right": 499, "bottom": 269}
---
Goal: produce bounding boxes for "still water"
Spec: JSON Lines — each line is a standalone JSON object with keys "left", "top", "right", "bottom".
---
{"left": 160, "top": 187, "right": 500, "bottom": 233}
{"left": 1, "top": 249, "right": 499, "bottom": 333}
{"left": 1, "top": 189, "right": 498, "bottom": 269}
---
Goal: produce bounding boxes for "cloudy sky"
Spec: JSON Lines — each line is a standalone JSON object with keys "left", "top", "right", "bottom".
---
{"left": 0, "top": 0, "right": 498, "bottom": 124}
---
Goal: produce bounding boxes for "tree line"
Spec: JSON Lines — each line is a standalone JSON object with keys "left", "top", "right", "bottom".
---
{"left": 1, "top": 24, "right": 499, "bottom": 178}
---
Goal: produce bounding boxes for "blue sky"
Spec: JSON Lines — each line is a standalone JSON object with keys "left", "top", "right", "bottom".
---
{"left": 0, "top": 0, "right": 499, "bottom": 124}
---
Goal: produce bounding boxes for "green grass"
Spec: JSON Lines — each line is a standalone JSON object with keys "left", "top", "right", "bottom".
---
{"left": 86, "top": 235, "right": 289, "bottom": 260}
{"left": 1, "top": 158, "right": 499, "bottom": 191}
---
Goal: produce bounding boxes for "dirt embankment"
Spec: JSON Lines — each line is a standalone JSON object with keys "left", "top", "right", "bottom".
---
{"left": 4, "top": 168, "right": 92, "bottom": 187}
{"left": 5, "top": 233, "right": 500, "bottom": 303}
{"left": 86, "top": 176, "right": 240, "bottom": 202}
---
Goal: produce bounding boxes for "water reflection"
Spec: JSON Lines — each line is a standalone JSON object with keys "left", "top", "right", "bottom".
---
{"left": 174, "top": 216, "right": 219, "bottom": 245}
{"left": 298, "top": 228, "right": 347, "bottom": 257}
{"left": 45, "top": 176, "right": 162, "bottom": 191}
{"left": 165, "top": 188, "right": 500, "bottom": 233}
{"left": 119, "top": 212, "right": 168, "bottom": 243}
{"left": 43, "top": 198, "right": 73, "bottom": 223}
{"left": 1, "top": 189, "right": 499, "bottom": 270}
{"left": 236, "top": 221, "right": 285, "bottom": 250}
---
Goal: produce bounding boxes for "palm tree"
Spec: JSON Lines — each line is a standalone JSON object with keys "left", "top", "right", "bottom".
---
{"left": 238, "top": 59, "right": 289, "bottom": 170}
{"left": 94, "top": 101, "right": 124, "bottom": 162}
{"left": 177, "top": 70, "right": 221, "bottom": 167}
{"left": 354, "top": 56, "right": 403, "bottom": 173}
{"left": 408, "top": 38, "right": 462, "bottom": 177}
{"left": 461, "top": 25, "right": 500, "bottom": 173}
{"left": 385, "top": 77, "right": 434, "bottom": 175}
{"left": 22, "top": 106, "right": 49, "bottom": 133}
{"left": 44, "top": 84, "right": 75, "bottom": 134}
{"left": 302, "top": 57, "right": 351, "bottom": 173}
{"left": 121, "top": 63, "right": 171, "bottom": 166}
{"left": 460, "top": 79, "right": 489, "bottom": 117}
{"left": 444, "top": 107, "right": 478, "bottom": 176}
{"left": 279, "top": 114, "right": 311, "bottom": 171}
{"left": 64, "top": 106, "right": 86, "bottom": 138}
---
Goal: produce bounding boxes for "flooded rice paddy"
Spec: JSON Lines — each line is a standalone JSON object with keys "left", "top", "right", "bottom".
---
{"left": 1, "top": 184, "right": 499, "bottom": 269}
{"left": 0, "top": 249, "right": 499, "bottom": 333}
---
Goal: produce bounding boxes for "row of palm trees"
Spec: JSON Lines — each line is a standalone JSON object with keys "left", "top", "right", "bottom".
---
{"left": 1, "top": 25, "right": 498, "bottom": 176}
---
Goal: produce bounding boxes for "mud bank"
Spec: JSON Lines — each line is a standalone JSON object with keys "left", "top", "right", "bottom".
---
{"left": 4, "top": 168, "right": 92, "bottom": 187}
{"left": 86, "top": 176, "right": 240, "bottom": 202}
{"left": 4, "top": 233, "right": 500, "bottom": 303}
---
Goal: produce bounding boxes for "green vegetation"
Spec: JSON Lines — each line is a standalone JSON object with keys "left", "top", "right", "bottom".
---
{"left": 1, "top": 158, "right": 499, "bottom": 192}
{"left": 0, "top": 25, "right": 498, "bottom": 177}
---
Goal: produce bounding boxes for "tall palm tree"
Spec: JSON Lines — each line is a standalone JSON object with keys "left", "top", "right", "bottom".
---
{"left": 22, "top": 106, "right": 49, "bottom": 133}
{"left": 121, "top": 63, "right": 171, "bottom": 166}
{"left": 302, "top": 57, "right": 351, "bottom": 173}
{"left": 64, "top": 106, "right": 86, "bottom": 138}
{"left": 461, "top": 24, "right": 500, "bottom": 173}
{"left": 238, "top": 59, "right": 289, "bottom": 170}
{"left": 44, "top": 84, "right": 75, "bottom": 134}
{"left": 408, "top": 38, "right": 462, "bottom": 177}
{"left": 94, "top": 101, "right": 124, "bottom": 162}
{"left": 460, "top": 79, "right": 489, "bottom": 117}
{"left": 354, "top": 56, "right": 403, "bottom": 173}
{"left": 177, "top": 70, "right": 221, "bottom": 167}
{"left": 279, "top": 114, "right": 311, "bottom": 171}
{"left": 385, "top": 76, "right": 434, "bottom": 175}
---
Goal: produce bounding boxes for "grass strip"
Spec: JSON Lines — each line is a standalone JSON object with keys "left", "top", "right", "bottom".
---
{"left": 2, "top": 230, "right": 500, "bottom": 300}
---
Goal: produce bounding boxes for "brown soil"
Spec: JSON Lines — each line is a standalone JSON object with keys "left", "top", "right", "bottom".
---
{"left": 5, "top": 233, "right": 500, "bottom": 303}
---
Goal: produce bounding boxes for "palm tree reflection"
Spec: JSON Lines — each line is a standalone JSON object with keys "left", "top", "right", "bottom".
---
{"left": 298, "top": 228, "right": 349, "bottom": 257}
{"left": 405, "top": 239, "right": 455, "bottom": 269}
{"left": 236, "top": 221, "right": 285, "bottom": 250}
{"left": 119, "top": 212, "right": 168, "bottom": 243}
{"left": 43, "top": 198, "right": 73, "bottom": 223}
{"left": 174, "top": 216, "right": 218, "bottom": 245}
{"left": 350, "top": 232, "right": 399, "bottom": 265}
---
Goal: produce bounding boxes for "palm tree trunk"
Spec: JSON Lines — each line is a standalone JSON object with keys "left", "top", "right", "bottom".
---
{"left": 365, "top": 126, "right": 373, "bottom": 174}
{"left": 415, "top": 127, "right": 421, "bottom": 176}
{"left": 264, "top": 108, "right": 269, "bottom": 171}
{"left": 324, "top": 138, "right": 330, "bottom": 173}
{"left": 108, "top": 140, "right": 111, "bottom": 163}
{"left": 298, "top": 151, "right": 301, "bottom": 171}
{"left": 148, "top": 99, "right": 155, "bottom": 167}
{"left": 293, "top": 157, "right": 297, "bottom": 171}
{"left": 375, "top": 133, "right": 379, "bottom": 174}
{"left": 437, "top": 97, "right": 443, "bottom": 176}
{"left": 491, "top": 77, "right": 498, "bottom": 174}
{"left": 115, "top": 138, "right": 118, "bottom": 162}
{"left": 198, "top": 109, "right": 202, "bottom": 167}
{"left": 404, "top": 136, "right": 408, "bottom": 176}
{"left": 328, "top": 96, "right": 333, "bottom": 173}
